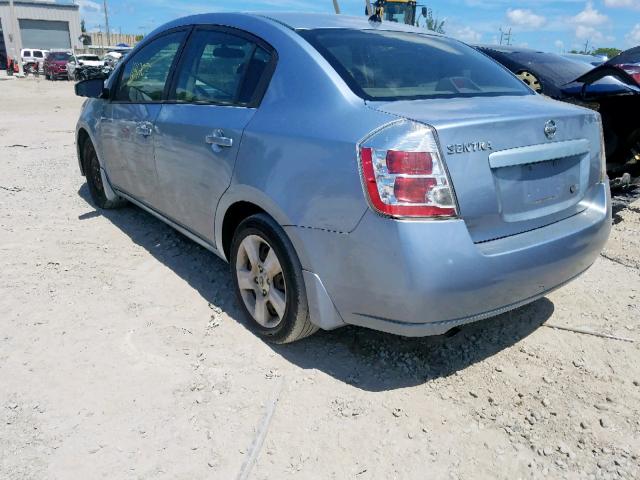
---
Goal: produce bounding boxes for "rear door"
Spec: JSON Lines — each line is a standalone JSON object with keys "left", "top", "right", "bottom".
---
{"left": 100, "top": 30, "right": 187, "bottom": 206}
{"left": 153, "top": 27, "right": 276, "bottom": 241}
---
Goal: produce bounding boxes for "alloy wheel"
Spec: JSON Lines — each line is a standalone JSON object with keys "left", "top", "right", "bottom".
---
{"left": 235, "top": 235, "right": 287, "bottom": 328}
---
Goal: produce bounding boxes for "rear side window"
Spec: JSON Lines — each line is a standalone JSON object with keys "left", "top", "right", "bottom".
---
{"left": 172, "top": 29, "right": 272, "bottom": 106}
{"left": 115, "top": 31, "right": 186, "bottom": 102}
{"left": 23, "top": 50, "right": 31, "bottom": 57}
{"left": 299, "top": 29, "right": 532, "bottom": 101}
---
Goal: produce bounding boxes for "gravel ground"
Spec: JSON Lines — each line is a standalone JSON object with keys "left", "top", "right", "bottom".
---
{"left": 1, "top": 75, "right": 639, "bottom": 480}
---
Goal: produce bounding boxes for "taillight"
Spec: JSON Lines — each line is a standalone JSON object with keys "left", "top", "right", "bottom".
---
{"left": 616, "top": 64, "right": 640, "bottom": 84}
{"left": 596, "top": 114, "right": 607, "bottom": 182}
{"left": 358, "top": 121, "right": 457, "bottom": 218}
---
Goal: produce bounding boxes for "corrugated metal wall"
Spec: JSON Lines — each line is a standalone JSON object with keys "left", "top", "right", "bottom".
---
{"left": 0, "top": 2, "right": 81, "bottom": 58}
{"left": 19, "top": 18, "right": 70, "bottom": 49}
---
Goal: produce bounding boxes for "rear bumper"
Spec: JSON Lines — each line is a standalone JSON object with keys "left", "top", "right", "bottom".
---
{"left": 287, "top": 181, "right": 611, "bottom": 336}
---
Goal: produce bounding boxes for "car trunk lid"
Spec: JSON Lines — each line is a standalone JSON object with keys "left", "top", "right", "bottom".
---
{"left": 369, "top": 95, "right": 603, "bottom": 242}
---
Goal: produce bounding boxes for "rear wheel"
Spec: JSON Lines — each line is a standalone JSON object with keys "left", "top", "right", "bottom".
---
{"left": 517, "top": 70, "right": 542, "bottom": 94}
{"left": 83, "top": 140, "right": 126, "bottom": 209}
{"left": 230, "top": 214, "right": 318, "bottom": 344}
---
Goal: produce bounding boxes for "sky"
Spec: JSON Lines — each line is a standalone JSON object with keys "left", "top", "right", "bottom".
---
{"left": 76, "top": 0, "right": 640, "bottom": 53}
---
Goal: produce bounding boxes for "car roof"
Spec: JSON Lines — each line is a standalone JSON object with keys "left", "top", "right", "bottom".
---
{"left": 475, "top": 44, "right": 547, "bottom": 55}
{"left": 161, "top": 11, "right": 436, "bottom": 35}
{"left": 253, "top": 12, "right": 429, "bottom": 33}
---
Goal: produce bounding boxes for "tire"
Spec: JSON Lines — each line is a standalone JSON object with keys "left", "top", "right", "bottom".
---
{"left": 82, "top": 139, "right": 126, "bottom": 209}
{"left": 230, "top": 214, "right": 318, "bottom": 344}
{"left": 517, "top": 70, "right": 543, "bottom": 94}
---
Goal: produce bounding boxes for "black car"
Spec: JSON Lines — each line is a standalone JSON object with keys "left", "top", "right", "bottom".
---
{"left": 476, "top": 45, "right": 640, "bottom": 174}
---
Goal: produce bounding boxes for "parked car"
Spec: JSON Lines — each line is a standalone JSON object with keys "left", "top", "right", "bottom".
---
{"left": 68, "top": 54, "right": 103, "bottom": 80}
{"left": 607, "top": 46, "right": 640, "bottom": 85}
{"left": 477, "top": 45, "right": 640, "bottom": 172}
{"left": 44, "top": 50, "right": 73, "bottom": 80}
{"left": 561, "top": 52, "right": 607, "bottom": 67}
{"left": 74, "top": 13, "right": 611, "bottom": 343}
{"left": 103, "top": 48, "right": 132, "bottom": 68}
{"left": 21, "top": 48, "right": 48, "bottom": 70}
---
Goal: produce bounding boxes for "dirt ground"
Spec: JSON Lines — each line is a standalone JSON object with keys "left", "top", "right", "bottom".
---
{"left": 1, "top": 74, "right": 639, "bottom": 480}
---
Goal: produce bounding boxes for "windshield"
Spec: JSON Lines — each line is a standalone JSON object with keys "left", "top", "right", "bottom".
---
{"left": 299, "top": 29, "right": 532, "bottom": 101}
{"left": 50, "top": 52, "right": 72, "bottom": 61}
{"left": 79, "top": 55, "right": 100, "bottom": 61}
{"left": 384, "top": 5, "right": 414, "bottom": 24}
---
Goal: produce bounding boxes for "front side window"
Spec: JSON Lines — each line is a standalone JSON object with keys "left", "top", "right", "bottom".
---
{"left": 23, "top": 50, "right": 31, "bottom": 57}
{"left": 33, "top": 51, "right": 43, "bottom": 58}
{"left": 299, "top": 29, "right": 532, "bottom": 101}
{"left": 115, "top": 31, "right": 186, "bottom": 102}
{"left": 172, "top": 29, "right": 272, "bottom": 106}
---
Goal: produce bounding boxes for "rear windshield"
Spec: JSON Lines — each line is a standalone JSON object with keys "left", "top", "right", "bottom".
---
{"left": 299, "top": 29, "right": 531, "bottom": 101}
{"left": 80, "top": 55, "right": 101, "bottom": 61}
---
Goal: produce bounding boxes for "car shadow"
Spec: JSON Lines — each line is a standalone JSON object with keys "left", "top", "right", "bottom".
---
{"left": 78, "top": 185, "right": 555, "bottom": 392}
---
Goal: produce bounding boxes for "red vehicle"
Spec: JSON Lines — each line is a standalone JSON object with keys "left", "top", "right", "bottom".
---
{"left": 610, "top": 46, "right": 640, "bottom": 85}
{"left": 44, "top": 51, "right": 73, "bottom": 80}
{"left": 5, "top": 55, "right": 19, "bottom": 75}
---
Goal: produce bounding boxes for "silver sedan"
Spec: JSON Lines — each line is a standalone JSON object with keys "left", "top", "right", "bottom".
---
{"left": 74, "top": 13, "right": 611, "bottom": 343}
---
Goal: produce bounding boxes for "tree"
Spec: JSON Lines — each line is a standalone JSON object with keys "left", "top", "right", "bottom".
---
{"left": 423, "top": 9, "right": 445, "bottom": 34}
{"left": 79, "top": 18, "right": 91, "bottom": 45}
{"left": 592, "top": 47, "right": 621, "bottom": 58}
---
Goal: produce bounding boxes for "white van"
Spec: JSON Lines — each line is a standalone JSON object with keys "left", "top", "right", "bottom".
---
{"left": 21, "top": 49, "right": 48, "bottom": 65}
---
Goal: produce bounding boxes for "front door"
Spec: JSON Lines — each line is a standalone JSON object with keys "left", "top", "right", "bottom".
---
{"left": 154, "top": 27, "right": 275, "bottom": 242}
{"left": 99, "top": 30, "right": 187, "bottom": 206}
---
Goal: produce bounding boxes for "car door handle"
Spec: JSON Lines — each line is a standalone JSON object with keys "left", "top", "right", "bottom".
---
{"left": 136, "top": 122, "right": 153, "bottom": 137}
{"left": 205, "top": 129, "right": 233, "bottom": 148}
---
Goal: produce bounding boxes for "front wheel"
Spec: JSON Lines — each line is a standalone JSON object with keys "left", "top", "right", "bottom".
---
{"left": 230, "top": 214, "right": 318, "bottom": 344}
{"left": 83, "top": 140, "right": 126, "bottom": 209}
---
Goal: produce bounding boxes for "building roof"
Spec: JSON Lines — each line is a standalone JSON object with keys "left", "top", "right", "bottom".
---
{"left": 0, "top": 0, "right": 79, "bottom": 9}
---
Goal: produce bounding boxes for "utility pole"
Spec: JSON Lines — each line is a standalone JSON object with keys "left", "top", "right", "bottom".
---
{"left": 8, "top": 0, "right": 24, "bottom": 76}
{"left": 583, "top": 39, "right": 590, "bottom": 54}
{"left": 332, "top": 0, "right": 341, "bottom": 14}
{"left": 103, "top": 0, "right": 111, "bottom": 47}
{"left": 499, "top": 27, "right": 512, "bottom": 46}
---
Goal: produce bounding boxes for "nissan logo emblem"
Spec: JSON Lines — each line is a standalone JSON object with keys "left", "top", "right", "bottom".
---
{"left": 544, "top": 120, "right": 557, "bottom": 140}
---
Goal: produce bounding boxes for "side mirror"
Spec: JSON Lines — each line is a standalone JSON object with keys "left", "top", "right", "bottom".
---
{"left": 75, "top": 78, "right": 108, "bottom": 99}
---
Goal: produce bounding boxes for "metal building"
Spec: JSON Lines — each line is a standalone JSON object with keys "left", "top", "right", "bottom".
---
{"left": 0, "top": 0, "right": 81, "bottom": 65}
